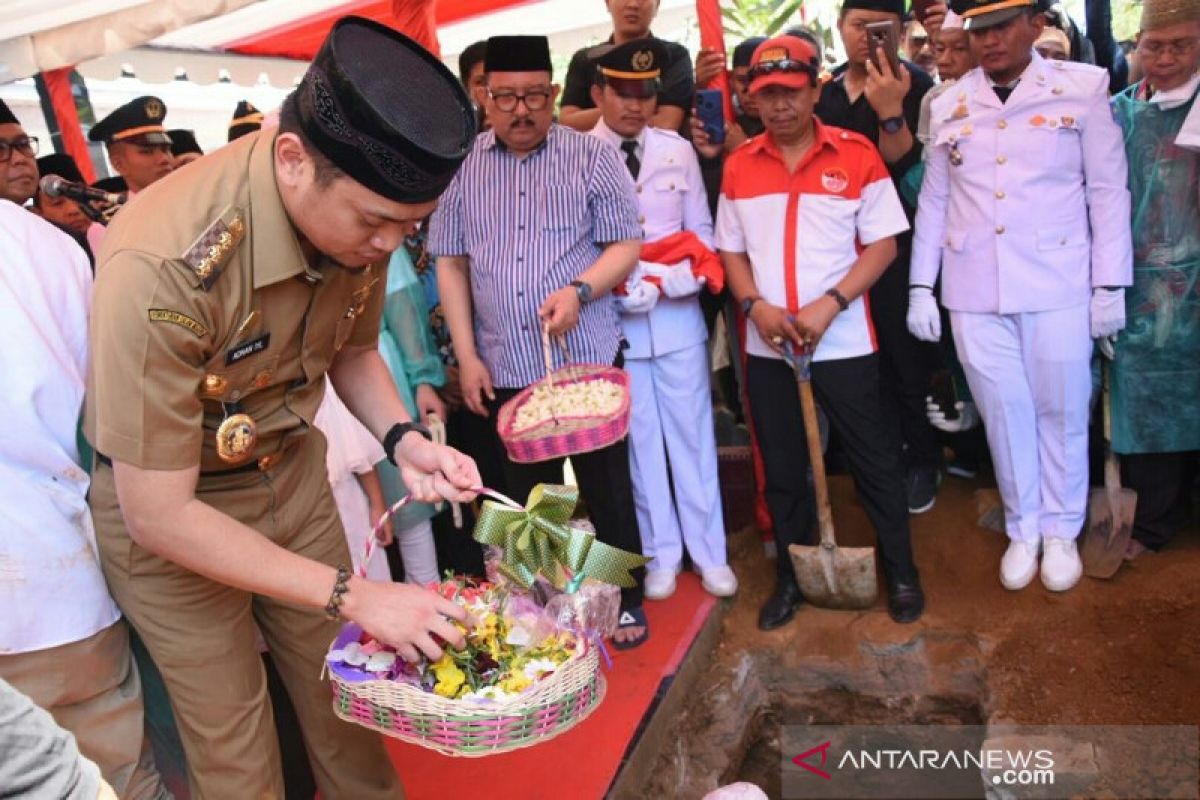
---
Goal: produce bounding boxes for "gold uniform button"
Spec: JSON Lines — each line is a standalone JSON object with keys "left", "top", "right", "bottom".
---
{"left": 638, "top": 215, "right": 646, "bottom": 224}
{"left": 997, "top": 155, "right": 1007, "bottom": 164}
{"left": 998, "top": 120, "right": 1008, "bottom": 129}
{"left": 995, "top": 190, "right": 1006, "bottom": 199}
{"left": 636, "top": 185, "right": 642, "bottom": 194}
{"left": 203, "top": 374, "right": 228, "bottom": 394}
{"left": 996, "top": 225, "right": 1006, "bottom": 234}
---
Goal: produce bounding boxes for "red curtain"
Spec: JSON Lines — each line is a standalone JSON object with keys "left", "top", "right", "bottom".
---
{"left": 41, "top": 67, "right": 96, "bottom": 184}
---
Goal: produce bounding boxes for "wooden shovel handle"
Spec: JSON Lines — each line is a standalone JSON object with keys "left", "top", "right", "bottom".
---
{"left": 798, "top": 378, "right": 837, "bottom": 550}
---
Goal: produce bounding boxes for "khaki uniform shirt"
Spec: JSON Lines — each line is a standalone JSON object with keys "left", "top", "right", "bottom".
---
{"left": 85, "top": 132, "right": 385, "bottom": 474}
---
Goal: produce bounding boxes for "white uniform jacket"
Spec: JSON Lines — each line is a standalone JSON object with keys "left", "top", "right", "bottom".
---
{"left": 591, "top": 120, "right": 714, "bottom": 359}
{"left": 911, "top": 53, "right": 1132, "bottom": 314}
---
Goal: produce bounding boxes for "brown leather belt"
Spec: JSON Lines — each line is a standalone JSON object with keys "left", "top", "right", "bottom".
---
{"left": 95, "top": 451, "right": 284, "bottom": 475}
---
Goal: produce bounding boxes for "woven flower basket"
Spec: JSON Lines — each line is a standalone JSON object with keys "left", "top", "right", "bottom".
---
{"left": 328, "top": 624, "right": 605, "bottom": 757}
{"left": 496, "top": 328, "right": 631, "bottom": 464}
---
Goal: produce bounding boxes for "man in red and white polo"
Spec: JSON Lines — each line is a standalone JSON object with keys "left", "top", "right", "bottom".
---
{"left": 714, "top": 34, "right": 925, "bottom": 628}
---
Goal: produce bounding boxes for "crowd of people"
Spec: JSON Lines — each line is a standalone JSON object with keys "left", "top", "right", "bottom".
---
{"left": 1, "top": 0, "right": 1196, "bottom": 795}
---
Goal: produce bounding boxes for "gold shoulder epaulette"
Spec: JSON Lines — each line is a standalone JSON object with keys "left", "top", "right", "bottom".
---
{"left": 182, "top": 206, "right": 246, "bottom": 291}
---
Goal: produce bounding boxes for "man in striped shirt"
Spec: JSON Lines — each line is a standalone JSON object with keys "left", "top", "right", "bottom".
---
{"left": 429, "top": 35, "right": 651, "bottom": 648}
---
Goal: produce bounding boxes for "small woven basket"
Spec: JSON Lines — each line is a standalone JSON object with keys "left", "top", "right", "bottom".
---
{"left": 329, "top": 624, "right": 604, "bottom": 757}
{"left": 496, "top": 327, "right": 631, "bottom": 463}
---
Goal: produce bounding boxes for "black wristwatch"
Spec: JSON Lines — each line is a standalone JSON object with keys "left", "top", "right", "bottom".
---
{"left": 383, "top": 421, "right": 433, "bottom": 465}
{"left": 740, "top": 296, "right": 763, "bottom": 318}
{"left": 879, "top": 115, "right": 905, "bottom": 134}
{"left": 570, "top": 279, "right": 594, "bottom": 304}
{"left": 825, "top": 288, "right": 850, "bottom": 312}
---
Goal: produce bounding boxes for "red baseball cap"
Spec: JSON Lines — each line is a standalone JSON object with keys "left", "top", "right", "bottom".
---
{"left": 748, "top": 36, "right": 820, "bottom": 95}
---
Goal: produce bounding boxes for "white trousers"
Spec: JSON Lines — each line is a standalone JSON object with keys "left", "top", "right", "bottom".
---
{"left": 951, "top": 303, "right": 1092, "bottom": 542}
{"left": 626, "top": 342, "right": 727, "bottom": 571}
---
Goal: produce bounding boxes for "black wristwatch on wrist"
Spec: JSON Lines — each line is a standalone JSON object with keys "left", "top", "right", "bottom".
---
{"left": 879, "top": 115, "right": 905, "bottom": 134}
{"left": 570, "top": 279, "right": 594, "bottom": 304}
{"left": 383, "top": 421, "right": 433, "bottom": 466}
{"left": 825, "top": 288, "right": 850, "bottom": 312}
{"left": 740, "top": 295, "right": 763, "bottom": 318}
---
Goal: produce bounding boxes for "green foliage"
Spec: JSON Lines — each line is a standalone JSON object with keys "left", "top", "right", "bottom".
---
{"left": 722, "top": 0, "right": 807, "bottom": 38}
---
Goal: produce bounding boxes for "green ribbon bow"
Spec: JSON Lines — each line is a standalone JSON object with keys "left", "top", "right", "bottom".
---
{"left": 473, "top": 484, "right": 648, "bottom": 589}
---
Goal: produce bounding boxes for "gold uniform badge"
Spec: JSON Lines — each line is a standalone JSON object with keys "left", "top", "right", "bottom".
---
{"left": 216, "top": 413, "right": 257, "bottom": 463}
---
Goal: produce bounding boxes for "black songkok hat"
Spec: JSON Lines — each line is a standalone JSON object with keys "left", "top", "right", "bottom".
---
{"left": 294, "top": 16, "right": 476, "bottom": 204}
{"left": 169, "top": 129, "right": 204, "bottom": 157}
{"left": 484, "top": 35, "right": 553, "bottom": 74}
{"left": 228, "top": 100, "right": 264, "bottom": 142}
{"left": 840, "top": 0, "right": 906, "bottom": 17}
{"left": 37, "top": 153, "right": 84, "bottom": 184}
{"left": 0, "top": 98, "right": 17, "bottom": 125}
{"left": 93, "top": 176, "right": 128, "bottom": 193}
{"left": 733, "top": 37, "right": 768, "bottom": 68}
{"left": 88, "top": 96, "right": 171, "bottom": 145}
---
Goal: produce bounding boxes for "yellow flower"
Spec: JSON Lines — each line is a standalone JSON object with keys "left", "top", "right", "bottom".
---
{"left": 499, "top": 674, "right": 531, "bottom": 694}
{"left": 432, "top": 659, "right": 465, "bottom": 698}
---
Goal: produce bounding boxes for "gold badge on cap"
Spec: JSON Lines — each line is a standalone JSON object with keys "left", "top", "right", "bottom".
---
{"left": 631, "top": 49, "right": 655, "bottom": 71}
{"left": 145, "top": 98, "right": 165, "bottom": 120}
{"left": 216, "top": 413, "right": 257, "bottom": 463}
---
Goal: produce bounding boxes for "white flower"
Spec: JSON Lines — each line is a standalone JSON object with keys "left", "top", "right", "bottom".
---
{"left": 365, "top": 652, "right": 397, "bottom": 672}
{"left": 523, "top": 658, "right": 559, "bottom": 681}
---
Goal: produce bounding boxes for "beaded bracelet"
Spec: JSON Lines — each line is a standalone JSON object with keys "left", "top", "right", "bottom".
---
{"left": 325, "top": 564, "right": 351, "bottom": 621}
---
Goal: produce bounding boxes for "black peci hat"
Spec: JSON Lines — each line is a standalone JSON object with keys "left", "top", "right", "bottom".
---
{"left": 293, "top": 16, "right": 476, "bottom": 204}
{"left": 169, "top": 129, "right": 204, "bottom": 157}
{"left": 0, "top": 98, "right": 18, "bottom": 126}
{"left": 484, "top": 35, "right": 553, "bottom": 74}
{"left": 88, "top": 96, "right": 171, "bottom": 145}
{"left": 37, "top": 153, "right": 84, "bottom": 184}
{"left": 841, "top": 0, "right": 906, "bottom": 16}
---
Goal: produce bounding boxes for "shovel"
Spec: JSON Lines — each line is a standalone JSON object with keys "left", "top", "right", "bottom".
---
{"left": 779, "top": 343, "right": 879, "bottom": 609}
{"left": 1080, "top": 361, "right": 1137, "bottom": 579}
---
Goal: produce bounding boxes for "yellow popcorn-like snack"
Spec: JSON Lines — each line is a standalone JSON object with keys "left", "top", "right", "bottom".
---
{"left": 512, "top": 379, "right": 624, "bottom": 433}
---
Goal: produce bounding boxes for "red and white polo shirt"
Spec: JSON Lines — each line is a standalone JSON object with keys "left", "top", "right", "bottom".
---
{"left": 715, "top": 120, "right": 909, "bottom": 362}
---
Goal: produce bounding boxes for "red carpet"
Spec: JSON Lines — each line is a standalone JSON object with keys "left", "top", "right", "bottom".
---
{"left": 381, "top": 574, "right": 717, "bottom": 799}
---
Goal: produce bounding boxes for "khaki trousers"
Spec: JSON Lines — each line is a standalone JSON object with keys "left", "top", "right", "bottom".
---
{"left": 0, "top": 620, "right": 169, "bottom": 800}
{"left": 90, "top": 432, "right": 402, "bottom": 800}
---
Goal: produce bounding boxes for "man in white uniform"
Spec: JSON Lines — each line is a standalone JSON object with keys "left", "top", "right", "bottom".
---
{"left": 0, "top": 200, "right": 169, "bottom": 798}
{"left": 908, "top": 0, "right": 1132, "bottom": 592}
{"left": 588, "top": 39, "right": 737, "bottom": 600}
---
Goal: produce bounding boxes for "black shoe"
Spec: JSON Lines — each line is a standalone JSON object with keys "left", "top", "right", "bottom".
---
{"left": 906, "top": 467, "right": 943, "bottom": 514}
{"left": 758, "top": 581, "right": 803, "bottom": 631}
{"left": 887, "top": 578, "right": 925, "bottom": 624}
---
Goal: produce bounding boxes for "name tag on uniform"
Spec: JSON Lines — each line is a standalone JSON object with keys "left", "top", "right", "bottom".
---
{"left": 226, "top": 333, "right": 270, "bottom": 365}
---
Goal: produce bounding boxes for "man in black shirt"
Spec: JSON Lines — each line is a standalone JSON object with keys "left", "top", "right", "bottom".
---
{"left": 559, "top": 0, "right": 694, "bottom": 132}
{"left": 817, "top": 0, "right": 944, "bottom": 514}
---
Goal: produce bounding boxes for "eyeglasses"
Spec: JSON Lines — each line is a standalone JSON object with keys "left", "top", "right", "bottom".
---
{"left": 1137, "top": 38, "right": 1198, "bottom": 58}
{"left": 488, "top": 89, "right": 553, "bottom": 112}
{"left": 0, "top": 135, "right": 39, "bottom": 163}
{"left": 748, "top": 59, "right": 818, "bottom": 82}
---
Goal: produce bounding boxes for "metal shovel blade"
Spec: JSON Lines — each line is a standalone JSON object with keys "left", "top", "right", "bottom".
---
{"left": 1081, "top": 483, "right": 1137, "bottom": 579}
{"left": 789, "top": 542, "right": 879, "bottom": 609}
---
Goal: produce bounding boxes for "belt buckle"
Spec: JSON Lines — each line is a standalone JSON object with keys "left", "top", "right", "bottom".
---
{"left": 257, "top": 453, "right": 282, "bottom": 472}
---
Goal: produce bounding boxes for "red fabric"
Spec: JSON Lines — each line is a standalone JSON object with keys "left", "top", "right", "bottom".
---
{"left": 226, "top": 0, "right": 536, "bottom": 60}
{"left": 734, "top": 305, "right": 775, "bottom": 538}
{"left": 639, "top": 231, "right": 725, "bottom": 294}
{"left": 41, "top": 68, "right": 95, "bottom": 185}
{"left": 695, "top": 0, "right": 734, "bottom": 122}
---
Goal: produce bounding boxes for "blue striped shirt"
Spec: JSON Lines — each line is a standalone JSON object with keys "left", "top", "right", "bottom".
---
{"left": 427, "top": 124, "right": 641, "bottom": 389}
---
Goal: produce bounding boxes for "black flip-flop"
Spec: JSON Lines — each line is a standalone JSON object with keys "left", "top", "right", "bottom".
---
{"left": 611, "top": 606, "right": 649, "bottom": 651}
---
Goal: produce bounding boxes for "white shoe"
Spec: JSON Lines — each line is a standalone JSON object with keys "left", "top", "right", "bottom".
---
{"left": 1040, "top": 537, "right": 1082, "bottom": 592}
{"left": 1000, "top": 539, "right": 1040, "bottom": 590}
{"left": 645, "top": 568, "right": 679, "bottom": 600}
{"left": 700, "top": 565, "right": 739, "bottom": 598}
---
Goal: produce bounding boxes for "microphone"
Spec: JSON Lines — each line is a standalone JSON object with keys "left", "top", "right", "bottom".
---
{"left": 40, "top": 174, "right": 127, "bottom": 206}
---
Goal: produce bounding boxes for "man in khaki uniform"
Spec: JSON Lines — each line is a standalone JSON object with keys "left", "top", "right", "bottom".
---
{"left": 85, "top": 18, "right": 481, "bottom": 798}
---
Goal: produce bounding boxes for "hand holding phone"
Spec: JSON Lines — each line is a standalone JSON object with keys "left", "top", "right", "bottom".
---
{"left": 695, "top": 88, "right": 726, "bottom": 145}
{"left": 865, "top": 20, "right": 902, "bottom": 76}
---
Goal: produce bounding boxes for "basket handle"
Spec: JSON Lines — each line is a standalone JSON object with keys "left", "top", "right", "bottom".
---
{"left": 540, "top": 323, "right": 571, "bottom": 386}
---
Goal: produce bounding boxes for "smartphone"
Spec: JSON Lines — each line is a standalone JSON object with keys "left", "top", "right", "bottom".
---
{"left": 865, "top": 20, "right": 902, "bottom": 75}
{"left": 929, "top": 369, "right": 960, "bottom": 422}
{"left": 695, "top": 88, "right": 726, "bottom": 145}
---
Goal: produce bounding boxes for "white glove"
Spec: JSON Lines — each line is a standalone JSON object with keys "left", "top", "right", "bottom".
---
{"left": 619, "top": 279, "right": 659, "bottom": 314}
{"left": 906, "top": 286, "right": 942, "bottom": 342}
{"left": 925, "top": 397, "right": 981, "bottom": 433}
{"left": 1090, "top": 288, "right": 1126, "bottom": 340}
{"left": 659, "top": 261, "right": 702, "bottom": 298}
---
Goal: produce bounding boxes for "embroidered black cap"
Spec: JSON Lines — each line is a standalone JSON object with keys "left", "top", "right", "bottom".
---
{"left": 293, "top": 16, "right": 476, "bottom": 204}
{"left": 593, "top": 38, "right": 668, "bottom": 98}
